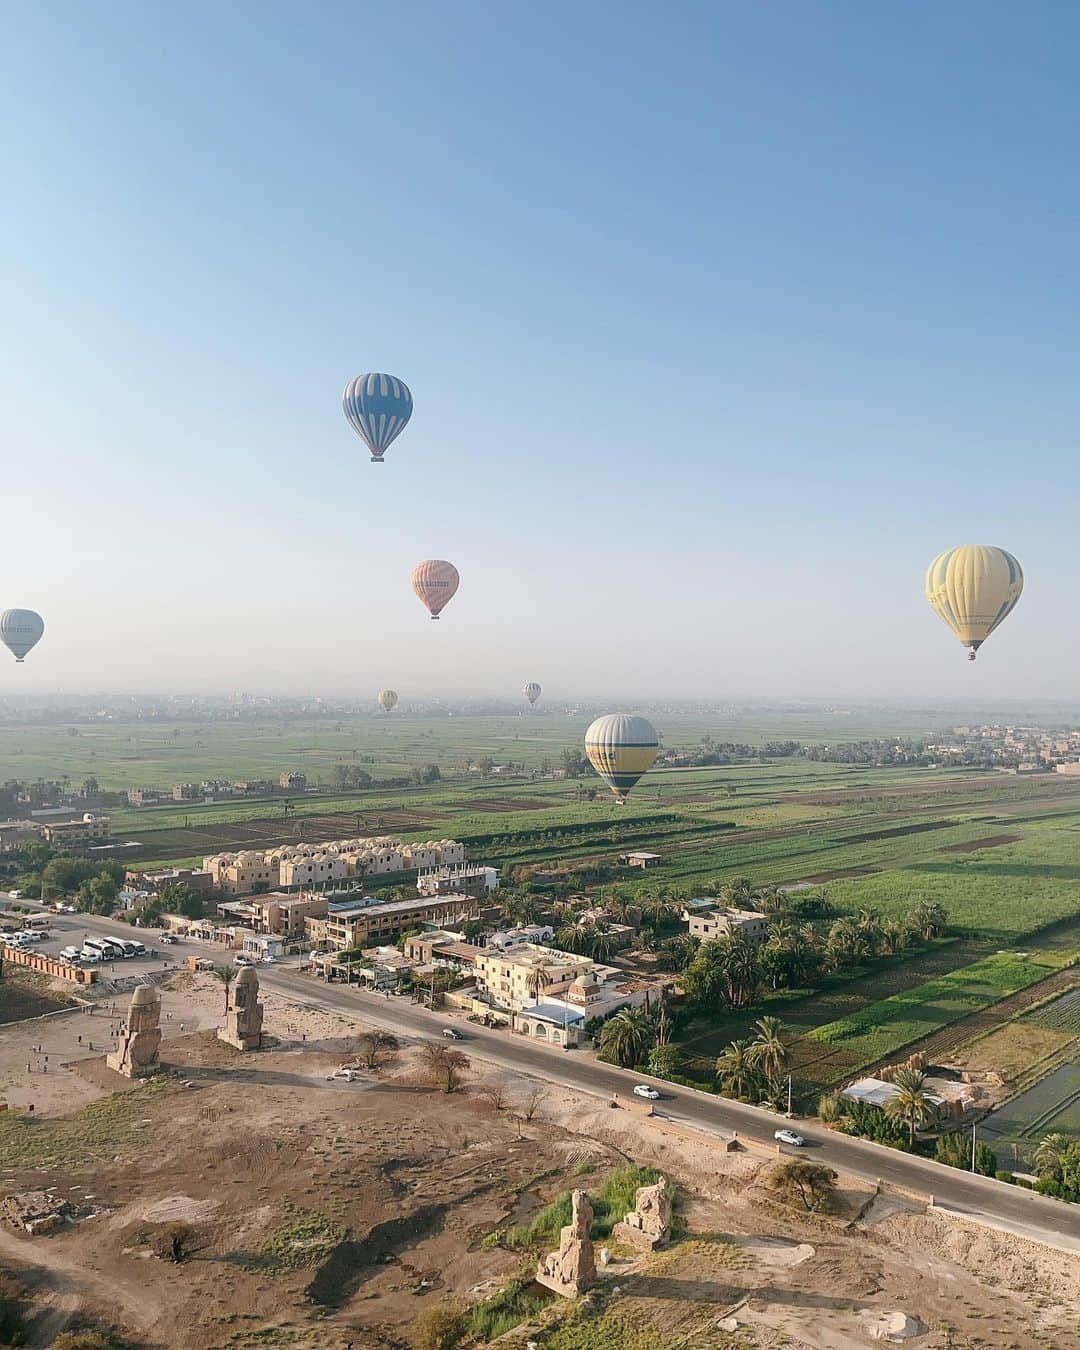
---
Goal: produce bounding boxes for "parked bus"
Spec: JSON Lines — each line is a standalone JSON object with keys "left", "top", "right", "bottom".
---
{"left": 82, "top": 937, "right": 126, "bottom": 962}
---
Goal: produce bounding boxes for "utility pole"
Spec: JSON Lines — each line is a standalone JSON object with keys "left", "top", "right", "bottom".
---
{"left": 971, "top": 1120, "right": 977, "bottom": 1172}
{"left": 786, "top": 1073, "right": 793, "bottom": 1117}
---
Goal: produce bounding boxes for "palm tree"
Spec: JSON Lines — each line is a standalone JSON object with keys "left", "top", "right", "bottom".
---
{"left": 213, "top": 965, "right": 237, "bottom": 1014}
{"left": 854, "top": 907, "right": 882, "bottom": 953}
{"left": 883, "top": 1068, "right": 933, "bottom": 1147}
{"left": 910, "top": 901, "right": 949, "bottom": 940}
{"left": 555, "top": 923, "right": 585, "bottom": 954}
{"left": 717, "top": 933, "right": 760, "bottom": 1008}
{"left": 524, "top": 960, "right": 553, "bottom": 1007}
{"left": 659, "top": 933, "right": 698, "bottom": 972}
{"left": 1033, "top": 1132, "right": 1073, "bottom": 1180}
{"left": 715, "top": 1039, "right": 758, "bottom": 1101}
{"left": 721, "top": 876, "right": 755, "bottom": 907}
{"left": 756, "top": 887, "right": 786, "bottom": 918}
{"left": 748, "top": 1015, "right": 787, "bottom": 1081}
{"left": 597, "top": 1007, "right": 654, "bottom": 1068}
{"left": 879, "top": 921, "right": 909, "bottom": 956}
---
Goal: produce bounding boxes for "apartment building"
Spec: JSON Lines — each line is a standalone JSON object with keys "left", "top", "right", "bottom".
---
{"left": 684, "top": 905, "right": 768, "bottom": 947}
{"left": 306, "top": 892, "right": 481, "bottom": 951}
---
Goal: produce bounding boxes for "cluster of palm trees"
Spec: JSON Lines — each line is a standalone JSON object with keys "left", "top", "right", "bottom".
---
{"left": 713, "top": 1016, "right": 789, "bottom": 1105}
{"left": 1032, "top": 1132, "right": 1080, "bottom": 1200}
{"left": 595, "top": 1001, "right": 673, "bottom": 1069}
{"left": 683, "top": 897, "right": 950, "bottom": 1015}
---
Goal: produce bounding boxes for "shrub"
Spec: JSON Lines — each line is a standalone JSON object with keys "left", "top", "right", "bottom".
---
{"left": 412, "top": 1298, "right": 468, "bottom": 1350}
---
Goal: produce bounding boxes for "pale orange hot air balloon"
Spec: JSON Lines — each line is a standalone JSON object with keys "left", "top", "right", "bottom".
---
{"left": 412, "top": 559, "right": 459, "bottom": 620}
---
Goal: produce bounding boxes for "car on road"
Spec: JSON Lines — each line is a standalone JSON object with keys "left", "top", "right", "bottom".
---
{"left": 159, "top": 933, "right": 177, "bottom": 945}
{"left": 774, "top": 1129, "right": 806, "bottom": 1147}
{"left": 330, "top": 1067, "right": 363, "bottom": 1082}
{"left": 632, "top": 1084, "right": 661, "bottom": 1100}
{"left": 441, "top": 1027, "right": 462, "bottom": 1040}
{"left": 234, "top": 953, "right": 257, "bottom": 967}
{"left": 7, "top": 891, "right": 23, "bottom": 900}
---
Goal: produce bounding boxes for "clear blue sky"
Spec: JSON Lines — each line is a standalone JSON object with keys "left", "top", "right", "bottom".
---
{"left": 3, "top": 2, "right": 1078, "bottom": 700}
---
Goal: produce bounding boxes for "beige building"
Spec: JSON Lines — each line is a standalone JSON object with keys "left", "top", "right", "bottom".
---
{"left": 41, "top": 814, "right": 110, "bottom": 848}
{"left": 202, "top": 833, "right": 464, "bottom": 896}
{"left": 306, "top": 893, "right": 481, "bottom": 951}
{"left": 686, "top": 906, "right": 767, "bottom": 947}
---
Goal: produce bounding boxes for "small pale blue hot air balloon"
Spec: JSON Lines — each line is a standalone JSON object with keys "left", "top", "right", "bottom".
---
{"left": 0, "top": 609, "right": 44, "bottom": 663}
{"left": 342, "top": 372, "right": 413, "bottom": 463}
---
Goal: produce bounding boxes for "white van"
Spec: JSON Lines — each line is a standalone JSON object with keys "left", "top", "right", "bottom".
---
{"left": 82, "top": 938, "right": 124, "bottom": 962}
{"left": 60, "top": 945, "right": 82, "bottom": 963}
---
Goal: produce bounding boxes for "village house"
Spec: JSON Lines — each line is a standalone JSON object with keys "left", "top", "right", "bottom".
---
{"left": 684, "top": 904, "right": 768, "bottom": 947}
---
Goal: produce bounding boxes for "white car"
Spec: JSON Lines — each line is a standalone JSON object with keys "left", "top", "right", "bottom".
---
{"left": 633, "top": 1084, "right": 661, "bottom": 1100}
{"left": 774, "top": 1129, "right": 806, "bottom": 1147}
{"left": 330, "top": 1067, "right": 363, "bottom": 1082}
{"left": 234, "top": 953, "right": 257, "bottom": 967}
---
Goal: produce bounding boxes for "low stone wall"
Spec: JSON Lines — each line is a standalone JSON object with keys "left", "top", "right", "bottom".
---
{"left": 2, "top": 949, "right": 96, "bottom": 984}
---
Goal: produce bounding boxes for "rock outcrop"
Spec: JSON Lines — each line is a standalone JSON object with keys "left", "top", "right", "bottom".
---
{"left": 613, "top": 1174, "right": 671, "bottom": 1252}
{"left": 218, "top": 965, "right": 264, "bottom": 1051}
{"left": 107, "top": 983, "right": 162, "bottom": 1078}
{"left": 536, "top": 1189, "right": 596, "bottom": 1297}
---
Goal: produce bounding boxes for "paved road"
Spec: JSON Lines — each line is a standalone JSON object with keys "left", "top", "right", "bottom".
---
{"left": 9, "top": 901, "right": 1080, "bottom": 1253}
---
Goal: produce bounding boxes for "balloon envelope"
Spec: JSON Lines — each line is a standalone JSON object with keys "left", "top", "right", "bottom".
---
{"left": 0, "top": 610, "right": 44, "bottom": 663}
{"left": 378, "top": 689, "right": 399, "bottom": 712}
{"left": 585, "top": 713, "right": 659, "bottom": 802}
{"left": 524, "top": 682, "right": 541, "bottom": 706}
{"left": 412, "top": 560, "right": 459, "bottom": 619}
{"left": 342, "top": 372, "right": 413, "bottom": 462}
{"left": 925, "top": 545, "right": 1023, "bottom": 659}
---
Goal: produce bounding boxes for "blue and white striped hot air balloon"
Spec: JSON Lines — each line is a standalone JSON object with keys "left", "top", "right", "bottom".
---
{"left": 342, "top": 372, "right": 413, "bottom": 463}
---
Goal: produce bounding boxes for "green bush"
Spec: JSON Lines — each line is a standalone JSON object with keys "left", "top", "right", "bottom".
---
{"left": 467, "top": 1279, "right": 547, "bottom": 1341}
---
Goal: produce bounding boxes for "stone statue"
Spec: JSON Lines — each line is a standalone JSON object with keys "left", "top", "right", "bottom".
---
{"left": 536, "top": 1189, "right": 596, "bottom": 1298}
{"left": 218, "top": 965, "right": 264, "bottom": 1051}
{"left": 613, "top": 1174, "right": 671, "bottom": 1252}
{"left": 107, "top": 983, "right": 162, "bottom": 1078}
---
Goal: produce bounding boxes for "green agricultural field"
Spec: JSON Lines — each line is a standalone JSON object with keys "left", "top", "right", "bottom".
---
{"left": 807, "top": 952, "right": 1061, "bottom": 1066}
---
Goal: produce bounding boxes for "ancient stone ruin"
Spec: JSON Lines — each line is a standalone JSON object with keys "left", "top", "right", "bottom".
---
{"left": 536, "top": 1189, "right": 596, "bottom": 1298}
{"left": 107, "top": 982, "right": 162, "bottom": 1079}
{"left": 218, "top": 965, "right": 264, "bottom": 1051}
{"left": 613, "top": 1173, "right": 672, "bottom": 1252}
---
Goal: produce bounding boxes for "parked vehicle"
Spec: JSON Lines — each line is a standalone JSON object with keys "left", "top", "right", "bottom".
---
{"left": 774, "top": 1129, "right": 806, "bottom": 1147}
{"left": 234, "top": 953, "right": 256, "bottom": 967}
{"left": 117, "top": 940, "right": 146, "bottom": 958}
{"left": 330, "top": 1067, "right": 363, "bottom": 1082}
{"left": 79, "top": 949, "right": 101, "bottom": 964}
{"left": 60, "top": 945, "right": 82, "bottom": 962}
{"left": 159, "top": 933, "right": 177, "bottom": 945}
{"left": 82, "top": 938, "right": 125, "bottom": 962}
{"left": 633, "top": 1084, "right": 661, "bottom": 1100}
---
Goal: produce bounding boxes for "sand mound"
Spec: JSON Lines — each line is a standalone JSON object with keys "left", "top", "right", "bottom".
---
{"left": 137, "top": 1195, "right": 220, "bottom": 1224}
{"left": 860, "top": 1309, "right": 926, "bottom": 1341}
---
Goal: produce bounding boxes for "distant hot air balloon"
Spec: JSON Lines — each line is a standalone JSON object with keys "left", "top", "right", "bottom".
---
{"left": 412, "top": 560, "right": 459, "bottom": 620}
{"left": 378, "top": 689, "right": 399, "bottom": 713}
{"left": 523, "top": 682, "right": 541, "bottom": 707}
{"left": 585, "top": 713, "right": 659, "bottom": 803}
{"left": 925, "top": 546, "right": 1024, "bottom": 661}
{"left": 342, "top": 372, "right": 413, "bottom": 463}
{"left": 0, "top": 610, "right": 44, "bottom": 663}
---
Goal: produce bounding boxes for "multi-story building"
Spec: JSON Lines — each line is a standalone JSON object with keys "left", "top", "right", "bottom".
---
{"left": 279, "top": 853, "right": 351, "bottom": 888}
{"left": 685, "top": 905, "right": 768, "bottom": 947}
{"left": 41, "top": 814, "right": 110, "bottom": 848}
{"left": 201, "top": 834, "right": 466, "bottom": 896}
{"left": 129, "top": 866, "right": 216, "bottom": 896}
{"left": 279, "top": 771, "right": 307, "bottom": 790}
{"left": 417, "top": 864, "right": 498, "bottom": 898}
{"left": 306, "top": 892, "right": 481, "bottom": 951}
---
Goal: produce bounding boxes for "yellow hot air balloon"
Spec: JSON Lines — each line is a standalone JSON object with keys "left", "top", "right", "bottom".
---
{"left": 378, "top": 689, "right": 399, "bottom": 713}
{"left": 585, "top": 714, "right": 659, "bottom": 803}
{"left": 925, "top": 545, "right": 1023, "bottom": 661}
{"left": 412, "top": 560, "right": 459, "bottom": 619}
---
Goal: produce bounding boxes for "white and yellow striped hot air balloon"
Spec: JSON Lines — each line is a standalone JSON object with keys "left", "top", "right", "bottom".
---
{"left": 584, "top": 714, "right": 659, "bottom": 803}
{"left": 412, "top": 560, "right": 459, "bottom": 620}
{"left": 377, "top": 689, "right": 399, "bottom": 713}
{"left": 924, "top": 545, "right": 1024, "bottom": 661}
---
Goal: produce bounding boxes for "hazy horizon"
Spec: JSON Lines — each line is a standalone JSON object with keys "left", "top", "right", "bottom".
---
{"left": 5, "top": 4, "right": 1079, "bottom": 701}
